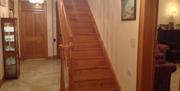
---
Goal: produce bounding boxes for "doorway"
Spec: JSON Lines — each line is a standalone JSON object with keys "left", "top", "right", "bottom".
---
{"left": 137, "top": 0, "right": 158, "bottom": 91}
{"left": 137, "top": 0, "right": 180, "bottom": 91}
{"left": 0, "top": 0, "right": 60, "bottom": 90}
{"left": 19, "top": 1, "right": 48, "bottom": 59}
{"left": 157, "top": 0, "right": 180, "bottom": 91}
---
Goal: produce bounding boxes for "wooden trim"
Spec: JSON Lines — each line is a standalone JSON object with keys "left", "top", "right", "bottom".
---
{"left": 87, "top": 1, "right": 122, "bottom": 91}
{"left": 57, "top": 0, "right": 74, "bottom": 91}
{"left": 137, "top": 0, "right": 159, "bottom": 91}
{"left": 0, "top": 77, "right": 5, "bottom": 88}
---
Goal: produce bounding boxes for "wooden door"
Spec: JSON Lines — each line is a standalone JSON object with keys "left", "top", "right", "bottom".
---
{"left": 19, "top": 1, "right": 48, "bottom": 59}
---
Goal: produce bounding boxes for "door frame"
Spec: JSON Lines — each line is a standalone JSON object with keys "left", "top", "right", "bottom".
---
{"left": 137, "top": 0, "right": 159, "bottom": 91}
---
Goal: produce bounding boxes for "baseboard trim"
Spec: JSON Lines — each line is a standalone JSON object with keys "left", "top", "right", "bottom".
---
{"left": 47, "top": 56, "right": 58, "bottom": 59}
{"left": 19, "top": 56, "right": 58, "bottom": 60}
{"left": 87, "top": 1, "right": 122, "bottom": 91}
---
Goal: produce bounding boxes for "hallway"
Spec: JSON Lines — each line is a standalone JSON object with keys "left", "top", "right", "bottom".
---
{"left": 0, "top": 59, "right": 60, "bottom": 91}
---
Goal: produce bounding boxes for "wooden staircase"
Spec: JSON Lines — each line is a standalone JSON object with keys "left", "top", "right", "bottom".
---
{"left": 57, "top": 0, "right": 120, "bottom": 91}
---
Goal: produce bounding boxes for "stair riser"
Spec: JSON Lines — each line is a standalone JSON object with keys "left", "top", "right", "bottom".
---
{"left": 73, "top": 69, "right": 113, "bottom": 81}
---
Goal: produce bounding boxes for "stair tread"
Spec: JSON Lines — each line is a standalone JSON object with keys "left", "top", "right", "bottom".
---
{"left": 73, "top": 42, "right": 99, "bottom": 44}
{"left": 74, "top": 37, "right": 98, "bottom": 41}
{"left": 72, "top": 59, "right": 108, "bottom": 70}
{"left": 73, "top": 31, "right": 96, "bottom": 35}
{"left": 72, "top": 50, "right": 104, "bottom": 59}
{"left": 73, "top": 28, "right": 95, "bottom": 31}
{"left": 73, "top": 47, "right": 102, "bottom": 51}
{"left": 73, "top": 40, "right": 99, "bottom": 44}
{"left": 70, "top": 22, "right": 93, "bottom": 26}
{"left": 72, "top": 68, "right": 113, "bottom": 81}
{"left": 73, "top": 88, "right": 118, "bottom": 91}
{"left": 72, "top": 50, "right": 103, "bottom": 54}
{"left": 72, "top": 55, "right": 104, "bottom": 59}
{"left": 73, "top": 79, "right": 118, "bottom": 91}
{"left": 72, "top": 57, "right": 106, "bottom": 60}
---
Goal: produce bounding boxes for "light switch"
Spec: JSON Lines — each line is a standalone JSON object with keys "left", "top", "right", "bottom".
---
{"left": 130, "top": 38, "right": 136, "bottom": 48}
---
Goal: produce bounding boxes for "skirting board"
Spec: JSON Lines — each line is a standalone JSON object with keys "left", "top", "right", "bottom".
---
{"left": 47, "top": 56, "right": 58, "bottom": 59}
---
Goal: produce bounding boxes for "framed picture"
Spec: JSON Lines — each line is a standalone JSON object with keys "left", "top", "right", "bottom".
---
{"left": 121, "top": 0, "right": 136, "bottom": 21}
{"left": 0, "top": 0, "right": 7, "bottom": 7}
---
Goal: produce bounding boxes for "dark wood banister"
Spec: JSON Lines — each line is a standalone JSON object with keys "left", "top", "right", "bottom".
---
{"left": 56, "top": 0, "right": 73, "bottom": 91}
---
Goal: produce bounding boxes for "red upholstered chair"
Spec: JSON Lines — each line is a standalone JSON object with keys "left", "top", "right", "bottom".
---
{"left": 154, "top": 44, "right": 177, "bottom": 91}
{"left": 155, "top": 44, "right": 170, "bottom": 63}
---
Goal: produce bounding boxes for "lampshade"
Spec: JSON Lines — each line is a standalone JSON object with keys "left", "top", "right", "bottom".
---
{"left": 170, "top": 7, "right": 177, "bottom": 16}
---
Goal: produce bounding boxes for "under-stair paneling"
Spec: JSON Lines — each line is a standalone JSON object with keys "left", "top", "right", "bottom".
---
{"left": 88, "top": 0, "right": 140, "bottom": 91}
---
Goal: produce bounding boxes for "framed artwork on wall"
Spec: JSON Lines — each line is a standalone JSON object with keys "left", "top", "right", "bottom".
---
{"left": 0, "top": 0, "right": 7, "bottom": 7}
{"left": 121, "top": 0, "right": 136, "bottom": 21}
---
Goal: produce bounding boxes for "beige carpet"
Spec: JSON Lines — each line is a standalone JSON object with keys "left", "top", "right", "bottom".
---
{"left": 171, "top": 63, "right": 180, "bottom": 91}
{"left": 0, "top": 59, "right": 60, "bottom": 91}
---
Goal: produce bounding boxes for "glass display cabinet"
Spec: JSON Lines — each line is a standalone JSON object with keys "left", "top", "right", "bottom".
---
{"left": 1, "top": 18, "right": 20, "bottom": 79}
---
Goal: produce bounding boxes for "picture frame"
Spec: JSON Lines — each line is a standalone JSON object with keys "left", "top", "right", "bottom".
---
{"left": 0, "top": 0, "right": 7, "bottom": 7}
{"left": 121, "top": 0, "right": 136, "bottom": 21}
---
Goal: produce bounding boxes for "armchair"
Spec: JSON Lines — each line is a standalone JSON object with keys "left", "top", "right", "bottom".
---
{"left": 154, "top": 44, "right": 177, "bottom": 91}
{"left": 154, "top": 63, "right": 177, "bottom": 91}
{"left": 155, "top": 44, "right": 170, "bottom": 62}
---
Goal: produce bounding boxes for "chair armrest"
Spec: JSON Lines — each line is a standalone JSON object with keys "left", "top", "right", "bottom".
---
{"left": 155, "top": 63, "right": 177, "bottom": 73}
{"left": 155, "top": 53, "right": 166, "bottom": 61}
{"left": 158, "top": 44, "right": 170, "bottom": 53}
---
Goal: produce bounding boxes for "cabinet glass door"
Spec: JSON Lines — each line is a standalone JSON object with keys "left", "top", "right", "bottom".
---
{"left": 3, "top": 23, "right": 15, "bottom": 52}
{"left": 5, "top": 56, "right": 17, "bottom": 75}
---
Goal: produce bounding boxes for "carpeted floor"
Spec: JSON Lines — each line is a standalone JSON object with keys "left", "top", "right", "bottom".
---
{"left": 171, "top": 63, "right": 180, "bottom": 91}
{"left": 0, "top": 59, "right": 60, "bottom": 91}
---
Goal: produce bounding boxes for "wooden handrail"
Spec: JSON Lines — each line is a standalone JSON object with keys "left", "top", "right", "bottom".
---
{"left": 56, "top": 0, "right": 73, "bottom": 91}
{"left": 57, "top": 0, "right": 73, "bottom": 45}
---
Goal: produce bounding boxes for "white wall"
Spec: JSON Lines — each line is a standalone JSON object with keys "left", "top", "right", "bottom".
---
{"left": 47, "top": 0, "right": 54, "bottom": 57}
{"left": 158, "top": 0, "right": 180, "bottom": 24}
{"left": 0, "top": 0, "right": 9, "bottom": 83}
{"left": 88, "top": 0, "right": 140, "bottom": 91}
{"left": 0, "top": 0, "right": 9, "bottom": 18}
{"left": 52, "top": 0, "right": 57, "bottom": 57}
{"left": 37, "top": 0, "right": 57, "bottom": 57}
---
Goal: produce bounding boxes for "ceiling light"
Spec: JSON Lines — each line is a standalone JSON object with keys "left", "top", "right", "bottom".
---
{"left": 29, "top": 0, "right": 45, "bottom": 4}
